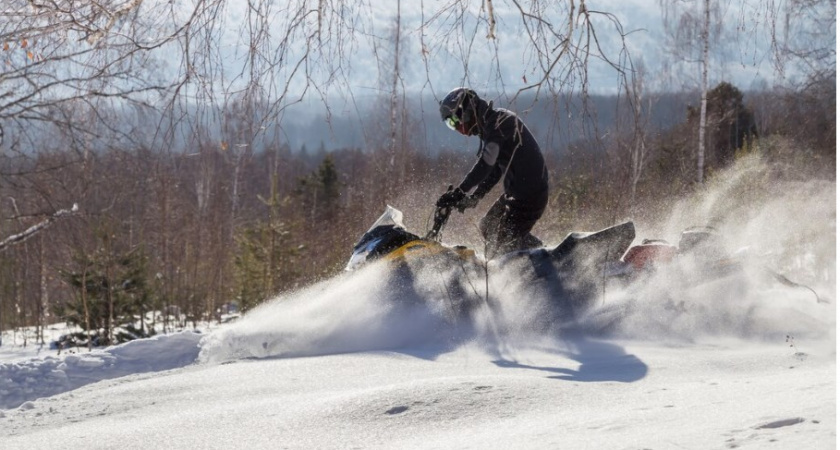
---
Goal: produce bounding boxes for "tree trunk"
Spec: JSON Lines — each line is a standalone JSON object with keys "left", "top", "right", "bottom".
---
{"left": 697, "top": 0, "right": 710, "bottom": 184}
{"left": 82, "top": 265, "right": 92, "bottom": 351}
{"left": 38, "top": 233, "right": 48, "bottom": 345}
{"left": 388, "top": 0, "right": 402, "bottom": 193}
{"left": 105, "top": 235, "right": 114, "bottom": 346}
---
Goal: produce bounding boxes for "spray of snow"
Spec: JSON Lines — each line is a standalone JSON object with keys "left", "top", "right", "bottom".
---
{"left": 198, "top": 261, "right": 464, "bottom": 364}
{"left": 200, "top": 155, "right": 834, "bottom": 364}
{"left": 588, "top": 155, "right": 835, "bottom": 343}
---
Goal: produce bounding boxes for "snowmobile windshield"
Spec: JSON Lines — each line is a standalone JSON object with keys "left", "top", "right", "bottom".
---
{"left": 366, "top": 205, "right": 406, "bottom": 233}
{"left": 345, "top": 206, "right": 412, "bottom": 271}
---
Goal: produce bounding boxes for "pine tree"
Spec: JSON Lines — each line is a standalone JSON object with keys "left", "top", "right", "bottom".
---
{"left": 58, "top": 245, "right": 153, "bottom": 347}
{"left": 234, "top": 172, "right": 301, "bottom": 310}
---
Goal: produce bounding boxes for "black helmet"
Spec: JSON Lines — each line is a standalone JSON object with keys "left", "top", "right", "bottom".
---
{"left": 439, "top": 87, "right": 480, "bottom": 130}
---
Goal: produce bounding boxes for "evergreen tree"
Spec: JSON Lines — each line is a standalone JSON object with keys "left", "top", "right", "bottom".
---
{"left": 291, "top": 154, "right": 347, "bottom": 282}
{"left": 296, "top": 154, "right": 343, "bottom": 225}
{"left": 705, "top": 82, "right": 757, "bottom": 168}
{"left": 234, "top": 173, "right": 301, "bottom": 310}
{"left": 58, "top": 245, "right": 153, "bottom": 347}
{"left": 233, "top": 221, "right": 300, "bottom": 310}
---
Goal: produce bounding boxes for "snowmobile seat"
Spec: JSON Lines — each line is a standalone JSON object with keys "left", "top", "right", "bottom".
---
{"left": 551, "top": 221, "right": 636, "bottom": 263}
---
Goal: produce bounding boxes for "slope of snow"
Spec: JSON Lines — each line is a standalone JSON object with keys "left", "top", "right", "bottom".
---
{"left": 0, "top": 335, "right": 833, "bottom": 449}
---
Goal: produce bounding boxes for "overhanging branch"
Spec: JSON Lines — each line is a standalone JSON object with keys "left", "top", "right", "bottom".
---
{"left": 0, "top": 203, "right": 79, "bottom": 252}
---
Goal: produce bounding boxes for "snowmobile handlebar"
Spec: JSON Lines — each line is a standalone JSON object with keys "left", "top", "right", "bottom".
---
{"left": 425, "top": 205, "right": 452, "bottom": 241}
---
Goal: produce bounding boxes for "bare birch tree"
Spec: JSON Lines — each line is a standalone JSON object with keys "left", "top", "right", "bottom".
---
{"left": 697, "top": 0, "right": 710, "bottom": 185}
{"left": 620, "top": 60, "right": 653, "bottom": 210}
{"left": 659, "top": 0, "right": 720, "bottom": 184}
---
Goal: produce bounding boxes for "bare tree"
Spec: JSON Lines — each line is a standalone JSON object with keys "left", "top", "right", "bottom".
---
{"left": 0, "top": 204, "right": 79, "bottom": 252}
{"left": 659, "top": 0, "right": 835, "bottom": 183}
{"left": 620, "top": 60, "right": 653, "bottom": 210}
{"left": 762, "top": 0, "right": 836, "bottom": 88}
{"left": 2, "top": 1, "right": 637, "bottom": 174}
{"left": 419, "top": 1, "right": 633, "bottom": 115}
{"left": 389, "top": 0, "right": 403, "bottom": 182}
{"left": 369, "top": 5, "right": 413, "bottom": 199}
{"left": 0, "top": 1, "right": 207, "bottom": 151}
{"left": 659, "top": 0, "right": 721, "bottom": 184}
{"left": 697, "top": 0, "right": 710, "bottom": 185}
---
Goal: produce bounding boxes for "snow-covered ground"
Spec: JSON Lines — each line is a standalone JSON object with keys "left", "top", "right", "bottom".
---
{"left": 1, "top": 335, "right": 834, "bottom": 449}
{"left": 0, "top": 256, "right": 835, "bottom": 449}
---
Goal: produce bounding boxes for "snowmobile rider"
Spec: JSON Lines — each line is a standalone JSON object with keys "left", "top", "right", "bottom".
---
{"left": 436, "top": 87, "right": 549, "bottom": 259}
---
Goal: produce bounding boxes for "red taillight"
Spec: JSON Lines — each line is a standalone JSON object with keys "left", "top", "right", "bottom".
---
{"left": 623, "top": 243, "right": 678, "bottom": 270}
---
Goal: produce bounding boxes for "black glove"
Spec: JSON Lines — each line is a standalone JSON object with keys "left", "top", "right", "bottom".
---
{"left": 436, "top": 187, "right": 466, "bottom": 208}
{"left": 455, "top": 194, "right": 479, "bottom": 213}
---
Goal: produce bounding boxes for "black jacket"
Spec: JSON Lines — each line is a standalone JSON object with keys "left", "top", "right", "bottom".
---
{"left": 457, "top": 101, "right": 548, "bottom": 206}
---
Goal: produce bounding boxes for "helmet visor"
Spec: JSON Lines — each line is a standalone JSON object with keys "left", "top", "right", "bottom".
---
{"left": 444, "top": 115, "right": 460, "bottom": 131}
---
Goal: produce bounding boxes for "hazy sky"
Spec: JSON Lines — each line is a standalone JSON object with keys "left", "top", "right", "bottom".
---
{"left": 165, "top": 0, "right": 829, "bottom": 151}
{"left": 200, "top": 0, "right": 830, "bottom": 117}
{"left": 340, "top": 0, "right": 787, "bottom": 99}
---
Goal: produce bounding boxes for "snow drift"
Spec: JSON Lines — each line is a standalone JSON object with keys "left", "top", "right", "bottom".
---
{"left": 0, "top": 332, "right": 202, "bottom": 409}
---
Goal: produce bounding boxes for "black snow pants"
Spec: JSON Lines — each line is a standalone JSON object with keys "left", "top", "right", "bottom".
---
{"left": 479, "top": 193, "right": 547, "bottom": 259}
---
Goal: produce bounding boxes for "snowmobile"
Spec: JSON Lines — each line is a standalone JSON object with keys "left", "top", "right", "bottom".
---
{"left": 346, "top": 205, "right": 637, "bottom": 321}
{"left": 346, "top": 206, "right": 823, "bottom": 325}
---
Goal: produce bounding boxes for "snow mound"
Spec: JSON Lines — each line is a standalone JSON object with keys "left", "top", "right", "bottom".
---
{"left": 0, "top": 331, "right": 201, "bottom": 410}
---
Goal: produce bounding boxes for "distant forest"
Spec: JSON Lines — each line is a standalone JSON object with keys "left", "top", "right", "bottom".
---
{"left": 276, "top": 91, "right": 696, "bottom": 154}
